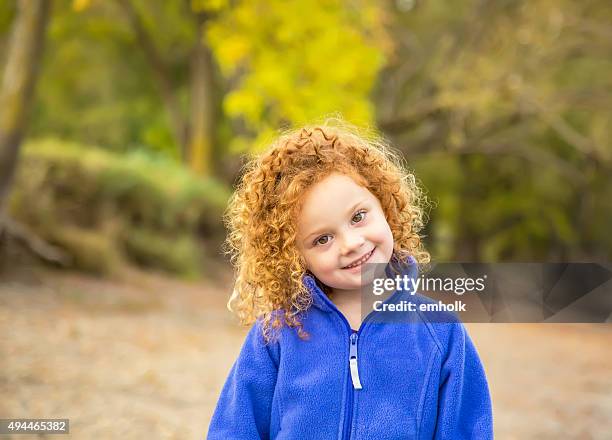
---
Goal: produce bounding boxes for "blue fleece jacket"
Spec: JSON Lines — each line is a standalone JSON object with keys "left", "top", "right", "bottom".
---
{"left": 208, "top": 260, "right": 493, "bottom": 439}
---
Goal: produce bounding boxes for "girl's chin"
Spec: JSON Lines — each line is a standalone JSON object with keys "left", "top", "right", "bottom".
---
{"left": 333, "top": 271, "right": 380, "bottom": 289}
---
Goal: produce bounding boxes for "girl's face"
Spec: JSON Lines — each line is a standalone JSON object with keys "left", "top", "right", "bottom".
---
{"left": 295, "top": 172, "right": 394, "bottom": 296}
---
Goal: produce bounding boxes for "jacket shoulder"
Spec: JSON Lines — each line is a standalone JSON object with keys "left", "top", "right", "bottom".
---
{"left": 241, "top": 318, "right": 281, "bottom": 367}
{"left": 410, "top": 293, "right": 465, "bottom": 354}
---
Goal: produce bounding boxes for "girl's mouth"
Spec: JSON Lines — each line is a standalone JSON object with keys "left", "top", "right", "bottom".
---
{"left": 342, "top": 248, "right": 375, "bottom": 270}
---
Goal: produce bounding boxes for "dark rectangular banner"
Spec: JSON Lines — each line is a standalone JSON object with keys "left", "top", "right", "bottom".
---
{"left": 359, "top": 263, "right": 612, "bottom": 323}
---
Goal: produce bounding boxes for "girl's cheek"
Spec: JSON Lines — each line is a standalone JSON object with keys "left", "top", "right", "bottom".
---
{"left": 320, "top": 250, "right": 337, "bottom": 270}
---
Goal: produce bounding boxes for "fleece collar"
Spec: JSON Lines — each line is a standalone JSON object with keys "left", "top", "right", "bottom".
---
{"left": 303, "top": 255, "right": 419, "bottom": 313}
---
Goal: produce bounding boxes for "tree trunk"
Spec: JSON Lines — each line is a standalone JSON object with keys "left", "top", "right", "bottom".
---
{"left": 187, "top": 11, "right": 217, "bottom": 176}
{"left": 0, "top": 0, "right": 51, "bottom": 215}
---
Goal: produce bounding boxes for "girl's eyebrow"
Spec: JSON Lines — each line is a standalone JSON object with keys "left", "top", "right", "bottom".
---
{"left": 304, "top": 199, "right": 367, "bottom": 241}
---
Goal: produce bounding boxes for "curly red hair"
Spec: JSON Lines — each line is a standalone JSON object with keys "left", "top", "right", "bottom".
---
{"left": 223, "top": 119, "right": 430, "bottom": 341}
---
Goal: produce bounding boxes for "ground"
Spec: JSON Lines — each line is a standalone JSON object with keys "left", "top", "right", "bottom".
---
{"left": 0, "top": 267, "right": 611, "bottom": 439}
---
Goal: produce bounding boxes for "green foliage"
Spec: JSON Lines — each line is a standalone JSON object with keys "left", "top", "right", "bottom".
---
{"left": 21, "top": 0, "right": 391, "bottom": 161}
{"left": 0, "top": 2, "right": 16, "bottom": 36}
{"left": 9, "top": 138, "right": 230, "bottom": 275}
{"left": 378, "top": 0, "right": 612, "bottom": 261}
{"left": 49, "top": 225, "right": 122, "bottom": 275}
{"left": 123, "top": 228, "right": 202, "bottom": 277}
{"left": 3, "top": 0, "right": 609, "bottom": 264}
{"left": 28, "top": 0, "right": 185, "bottom": 156}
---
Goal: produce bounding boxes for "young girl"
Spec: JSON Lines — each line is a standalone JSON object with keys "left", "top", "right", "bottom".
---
{"left": 208, "top": 121, "right": 493, "bottom": 439}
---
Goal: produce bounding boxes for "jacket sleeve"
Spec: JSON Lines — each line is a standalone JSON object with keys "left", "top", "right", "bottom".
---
{"left": 434, "top": 323, "right": 493, "bottom": 439}
{"left": 207, "top": 320, "right": 279, "bottom": 440}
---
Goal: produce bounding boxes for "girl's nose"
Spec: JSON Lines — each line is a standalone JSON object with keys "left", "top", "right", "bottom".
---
{"left": 340, "top": 233, "right": 366, "bottom": 255}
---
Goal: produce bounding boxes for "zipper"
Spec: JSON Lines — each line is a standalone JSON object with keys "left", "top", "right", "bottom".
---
{"left": 342, "top": 330, "right": 362, "bottom": 440}
{"left": 314, "top": 278, "right": 408, "bottom": 440}
{"left": 349, "top": 333, "right": 362, "bottom": 389}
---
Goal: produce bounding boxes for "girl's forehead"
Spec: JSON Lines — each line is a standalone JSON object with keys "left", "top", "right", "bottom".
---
{"left": 296, "top": 174, "right": 376, "bottom": 224}
{"left": 303, "top": 172, "right": 369, "bottom": 200}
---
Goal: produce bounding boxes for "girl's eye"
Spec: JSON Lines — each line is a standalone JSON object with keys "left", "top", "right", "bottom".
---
{"left": 314, "top": 235, "right": 331, "bottom": 246}
{"left": 312, "top": 210, "right": 366, "bottom": 246}
{"left": 352, "top": 210, "right": 367, "bottom": 224}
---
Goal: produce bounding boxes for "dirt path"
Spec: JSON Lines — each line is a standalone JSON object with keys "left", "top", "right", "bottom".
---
{"left": 1, "top": 268, "right": 610, "bottom": 439}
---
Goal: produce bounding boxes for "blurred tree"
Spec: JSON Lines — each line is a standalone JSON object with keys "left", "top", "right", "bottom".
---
{"left": 70, "top": 0, "right": 220, "bottom": 176}
{"left": 43, "top": 0, "right": 389, "bottom": 177}
{"left": 5, "top": 0, "right": 607, "bottom": 263}
{"left": 206, "top": 0, "right": 391, "bottom": 153}
{"left": 113, "top": 0, "right": 220, "bottom": 175}
{"left": 114, "top": 0, "right": 189, "bottom": 156}
{"left": 0, "top": 0, "right": 50, "bottom": 216}
{"left": 188, "top": 4, "right": 218, "bottom": 176}
{"left": 28, "top": 0, "right": 174, "bottom": 157}
{"left": 375, "top": 0, "right": 612, "bottom": 261}
{"left": 0, "top": 0, "right": 66, "bottom": 265}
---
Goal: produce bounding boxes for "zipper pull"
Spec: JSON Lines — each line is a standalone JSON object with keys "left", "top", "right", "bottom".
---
{"left": 349, "top": 332, "right": 363, "bottom": 390}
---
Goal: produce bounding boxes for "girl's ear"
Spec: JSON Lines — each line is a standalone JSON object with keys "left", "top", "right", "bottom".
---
{"left": 298, "top": 255, "right": 308, "bottom": 271}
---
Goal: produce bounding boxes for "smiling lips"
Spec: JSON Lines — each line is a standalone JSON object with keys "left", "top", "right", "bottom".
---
{"left": 342, "top": 248, "right": 375, "bottom": 269}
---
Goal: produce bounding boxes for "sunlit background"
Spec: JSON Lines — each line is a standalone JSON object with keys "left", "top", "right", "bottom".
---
{"left": 0, "top": 0, "right": 610, "bottom": 438}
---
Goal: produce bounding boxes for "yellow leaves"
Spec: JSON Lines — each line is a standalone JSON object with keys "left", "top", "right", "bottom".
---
{"left": 205, "top": 0, "right": 388, "bottom": 153}
{"left": 224, "top": 89, "right": 263, "bottom": 125}
{"left": 191, "top": 0, "right": 228, "bottom": 13}
{"left": 209, "top": 33, "right": 251, "bottom": 75}
{"left": 205, "top": 2, "right": 255, "bottom": 75}
{"left": 72, "top": 0, "right": 92, "bottom": 12}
